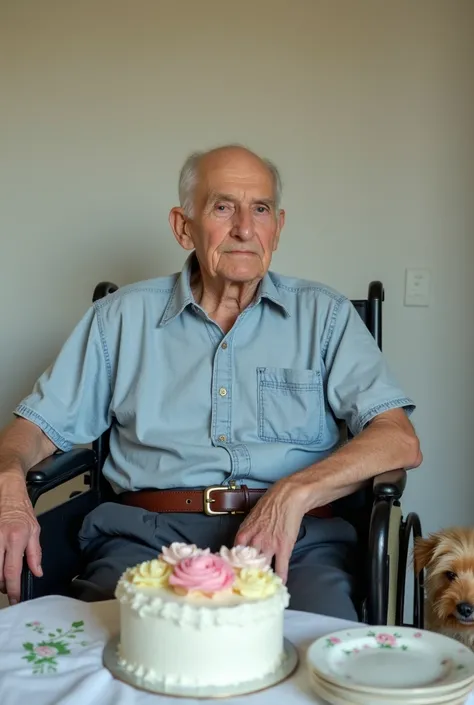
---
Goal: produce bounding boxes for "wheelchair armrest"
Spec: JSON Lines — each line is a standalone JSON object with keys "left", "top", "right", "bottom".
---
{"left": 93, "top": 281, "right": 118, "bottom": 302}
{"left": 26, "top": 448, "right": 96, "bottom": 507}
{"left": 373, "top": 469, "right": 407, "bottom": 500}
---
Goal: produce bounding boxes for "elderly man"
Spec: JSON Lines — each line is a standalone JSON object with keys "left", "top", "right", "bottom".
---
{"left": 0, "top": 145, "right": 421, "bottom": 617}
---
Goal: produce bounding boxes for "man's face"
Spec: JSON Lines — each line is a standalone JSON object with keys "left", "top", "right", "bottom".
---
{"left": 179, "top": 149, "right": 285, "bottom": 284}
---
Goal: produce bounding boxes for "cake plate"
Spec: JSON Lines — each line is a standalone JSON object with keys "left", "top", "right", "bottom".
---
{"left": 103, "top": 636, "right": 299, "bottom": 698}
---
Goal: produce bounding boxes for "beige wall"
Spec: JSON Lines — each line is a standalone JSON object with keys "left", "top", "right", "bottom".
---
{"left": 1, "top": 0, "right": 473, "bottom": 555}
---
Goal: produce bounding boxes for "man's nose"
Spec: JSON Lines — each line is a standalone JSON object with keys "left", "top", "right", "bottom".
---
{"left": 232, "top": 209, "right": 253, "bottom": 240}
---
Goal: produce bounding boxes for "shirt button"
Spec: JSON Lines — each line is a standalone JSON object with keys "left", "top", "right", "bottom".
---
{"left": 221, "top": 342, "right": 228, "bottom": 349}
{"left": 218, "top": 434, "right": 227, "bottom": 442}
{"left": 219, "top": 387, "right": 227, "bottom": 397}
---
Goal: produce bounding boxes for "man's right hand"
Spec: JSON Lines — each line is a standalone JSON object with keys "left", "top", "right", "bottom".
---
{"left": 0, "top": 473, "right": 42, "bottom": 604}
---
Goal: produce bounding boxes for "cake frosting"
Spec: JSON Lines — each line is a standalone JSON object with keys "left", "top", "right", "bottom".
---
{"left": 115, "top": 542, "right": 290, "bottom": 688}
{"left": 219, "top": 544, "right": 271, "bottom": 570}
{"left": 168, "top": 553, "right": 236, "bottom": 594}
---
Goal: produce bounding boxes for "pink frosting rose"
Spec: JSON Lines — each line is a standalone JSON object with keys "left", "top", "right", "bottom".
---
{"left": 169, "top": 554, "right": 236, "bottom": 594}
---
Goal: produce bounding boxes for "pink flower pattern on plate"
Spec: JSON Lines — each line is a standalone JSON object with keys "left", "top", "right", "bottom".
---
{"left": 325, "top": 636, "right": 342, "bottom": 648}
{"left": 376, "top": 633, "right": 397, "bottom": 647}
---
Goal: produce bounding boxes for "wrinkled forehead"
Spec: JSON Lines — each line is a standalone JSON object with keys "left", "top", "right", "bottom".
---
{"left": 196, "top": 150, "right": 276, "bottom": 204}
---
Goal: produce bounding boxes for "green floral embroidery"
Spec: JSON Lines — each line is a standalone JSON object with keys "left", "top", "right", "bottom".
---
{"left": 22, "top": 620, "right": 89, "bottom": 674}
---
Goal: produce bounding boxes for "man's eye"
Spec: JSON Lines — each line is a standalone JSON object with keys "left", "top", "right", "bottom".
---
{"left": 255, "top": 206, "right": 269, "bottom": 214}
{"left": 215, "top": 204, "right": 229, "bottom": 212}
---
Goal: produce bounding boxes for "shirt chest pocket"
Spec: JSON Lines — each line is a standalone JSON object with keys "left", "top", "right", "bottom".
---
{"left": 257, "top": 367, "right": 324, "bottom": 445}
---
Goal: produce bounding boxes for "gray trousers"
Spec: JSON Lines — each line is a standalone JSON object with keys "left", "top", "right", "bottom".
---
{"left": 73, "top": 502, "right": 360, "bottom": 622}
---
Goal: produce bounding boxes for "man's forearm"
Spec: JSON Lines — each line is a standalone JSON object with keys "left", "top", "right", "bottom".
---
{"left": 285, "top": 408, "right": 422, "bottom": 511}
{"left": 0, "top": 418, "right": 56, "bottom": 480}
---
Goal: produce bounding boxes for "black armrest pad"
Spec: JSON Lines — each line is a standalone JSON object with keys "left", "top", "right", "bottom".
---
{"left": 373, "top": 468, "right": 407, "bottom": 500}
{"left": 93, "top": 281, "right": 118, "bottom": 302}
{"left": 26, "top": 448, "right": 96, "bottom": 485}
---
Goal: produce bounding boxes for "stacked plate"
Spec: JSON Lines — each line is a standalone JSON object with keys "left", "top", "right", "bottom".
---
{"left": 306, "top": 626, "right": 474, "bottom": 705}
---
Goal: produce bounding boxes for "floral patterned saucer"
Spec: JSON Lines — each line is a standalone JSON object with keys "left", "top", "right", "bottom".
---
{"left": 308, "top": 669, "right": 472, "bottom": 705}
{"left": 306, "top": 626, "right": 474, "bottom": 696}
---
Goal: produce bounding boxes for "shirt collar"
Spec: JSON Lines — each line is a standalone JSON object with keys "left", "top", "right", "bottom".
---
{"left": 159, "top": 252, "right": 289, "bottom": 327}
{"left": 256, "top": 270, "right": 290, "bottom": 317}
{"left": 159, "top": 253, "right": 196, "bottom": 326}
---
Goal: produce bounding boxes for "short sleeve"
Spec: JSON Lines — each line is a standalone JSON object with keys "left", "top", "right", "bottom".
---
{"left": 324, "top": 297, "right": 415, "bottom": 436}
{"left": 14, "top": 305, "right": 112, "bottom": 451}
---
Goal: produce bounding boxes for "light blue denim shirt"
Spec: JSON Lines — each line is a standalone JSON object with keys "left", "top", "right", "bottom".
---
{"left": 15, "top": 255, "right": 415, "bottom": 492}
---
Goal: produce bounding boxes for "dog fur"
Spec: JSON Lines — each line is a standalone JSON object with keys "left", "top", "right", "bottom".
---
{"left": 414, "top": 528, "right": 474, "bottom": 650}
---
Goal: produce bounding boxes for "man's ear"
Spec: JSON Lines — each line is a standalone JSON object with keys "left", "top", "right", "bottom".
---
{"left": 272, "top": 209, "right": 285, "bottom": 251}
{"left": 169, "top": 207, "right": 194, "bottom": 251}
{"left": 413, "top": 534, "right": 439, "bottom": 575}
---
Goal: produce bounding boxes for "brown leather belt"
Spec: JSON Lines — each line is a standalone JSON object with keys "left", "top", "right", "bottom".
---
{"left": 120, "top": 485, "right": 333, "bottom": 519}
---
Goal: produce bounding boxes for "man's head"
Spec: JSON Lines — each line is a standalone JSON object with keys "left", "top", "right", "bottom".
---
{"left": 169, "top": 145, "right": 285, "bottom": 285}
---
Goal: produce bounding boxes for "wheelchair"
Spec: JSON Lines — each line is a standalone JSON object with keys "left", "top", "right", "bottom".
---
{"left": 20, "top": 279, "right": 424, "bottom": 628}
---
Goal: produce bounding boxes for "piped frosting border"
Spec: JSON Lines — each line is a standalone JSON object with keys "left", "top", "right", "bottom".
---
{"left": 115, "top": 542, "right": 290, "bottom": 626}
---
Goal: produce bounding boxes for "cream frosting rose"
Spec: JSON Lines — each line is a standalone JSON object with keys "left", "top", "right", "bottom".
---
{"left": 219, "top": 545, "right": 270, "bottom": 571}
{"left": 233, "top": 567, "right": 281, "bottom": 599}
{"left": 160, "top": 542, "right": 210, "bottom": 565}
{"left": 169, "top": 554, "right": 236, "bottom": 595}
{"left": 129, "top": 558, "right": 173, "bottom": 588}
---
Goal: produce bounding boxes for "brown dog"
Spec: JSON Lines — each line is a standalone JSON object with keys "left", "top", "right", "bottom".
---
{"left": 414, "top": 528, "right": 474, "bottom": 649}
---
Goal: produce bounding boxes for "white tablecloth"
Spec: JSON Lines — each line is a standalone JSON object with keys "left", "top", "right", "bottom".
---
{"left": 0, "top": 596, "right": 472, "bottom": 704}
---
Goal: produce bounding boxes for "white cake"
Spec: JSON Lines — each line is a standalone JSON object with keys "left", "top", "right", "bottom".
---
{"left": 115, "top": 542, "right": 290, "bottom": 688}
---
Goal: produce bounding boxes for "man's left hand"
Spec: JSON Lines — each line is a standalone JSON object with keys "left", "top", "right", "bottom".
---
{"left": 234, "top": 479, "right": 306, "bottom": 584}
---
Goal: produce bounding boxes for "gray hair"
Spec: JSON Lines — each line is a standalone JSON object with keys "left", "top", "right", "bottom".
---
{"left": 178, "top": 144, "right": 282, "bottom": 218}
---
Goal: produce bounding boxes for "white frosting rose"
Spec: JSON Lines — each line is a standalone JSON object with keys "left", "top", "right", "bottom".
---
{"left": 219, "top": 545, "right": 270, "bottom": 571}
{"left": 161, "top": 542, "right": 210, "bottom": 565}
